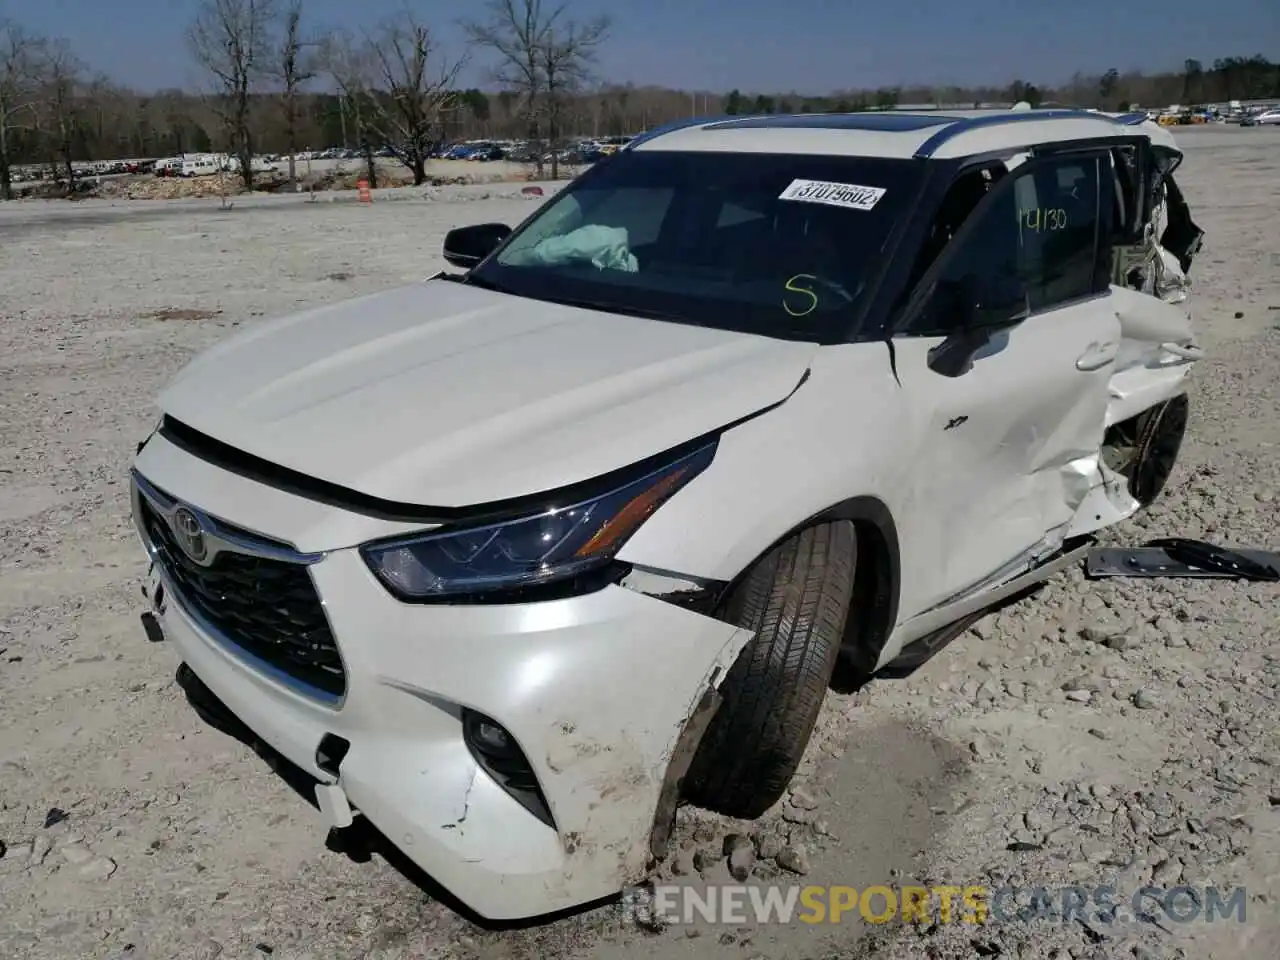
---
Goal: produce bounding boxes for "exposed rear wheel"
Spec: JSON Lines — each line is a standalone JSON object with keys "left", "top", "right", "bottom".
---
{"left": 681, "top": 521, "right": 856, "bottom": 819}
{"left": 1129, "top": 393, "right": 1190, "bottom": 506}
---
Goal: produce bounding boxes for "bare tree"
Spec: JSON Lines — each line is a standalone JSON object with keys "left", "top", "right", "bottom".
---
{"left": 0, "top": 20, "right": 44, "bottom": 199}
{"left": 319, "top": 28, "right": 378, "bottom": 187}
{"left": 362, "top": 13, "right": 464, "bottom": 186}
{"left": 89, "top": 81, "right": 145, "bottom": 158}
{"left": 188, "top": 0, "right": 275, "bottom": 189}
{"left": 38, "top": 39, "right": 84, "bottom": 189}
{"left": 463, "top": 0, "right": 608, "bottom": 179}
{"left": 463, "top": 0, "right": 544, "bottom": 175}
{"left": 273, "top": 0, "right": 316, "bottom": 189}
{"left": 538, "top": 14, "right": 607, "bottom": 178}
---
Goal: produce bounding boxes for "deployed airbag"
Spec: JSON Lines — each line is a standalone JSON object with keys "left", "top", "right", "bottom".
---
{"left": 509, "top": 224, "right": 639, "bottom": 273}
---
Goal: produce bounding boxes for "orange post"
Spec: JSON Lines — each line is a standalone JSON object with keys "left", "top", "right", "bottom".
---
{"left": 357, "top": 178, "right": 372, "bottom": 204}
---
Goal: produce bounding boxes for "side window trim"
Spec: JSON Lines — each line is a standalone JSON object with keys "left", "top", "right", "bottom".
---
{"left": 886, "top": 157, "right": 1017, "bottom": 336}
{"left": 892, "top": 148, "right": 1113, "bottom": 338}
{"left": 890, "top": 157, "right": 1033, "bottom": 337}
{"left": 1092, "top": 154, "right": 1115, "bottom": 293}
{"left": 847, "top": 158, "right": 956, "bottom": 342}
{"left": 1035, "top": 135, "right": 1149, "bottom": 242}
{"left": 899, "top": 160, "right": 1008, "bottom": 301}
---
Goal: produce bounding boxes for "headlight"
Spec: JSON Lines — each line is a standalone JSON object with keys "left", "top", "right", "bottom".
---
{"left": 362, "top": 442, "right": 716, "bottom": 600}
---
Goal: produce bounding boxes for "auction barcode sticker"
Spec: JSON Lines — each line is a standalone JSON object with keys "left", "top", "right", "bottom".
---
{"left": 778, "top": 179, "right": 886, "bottom": 211}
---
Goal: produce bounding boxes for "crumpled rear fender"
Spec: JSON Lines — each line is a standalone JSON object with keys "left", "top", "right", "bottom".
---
{"left": 1107, "top": 283, "right": 1200, "bottom": 427}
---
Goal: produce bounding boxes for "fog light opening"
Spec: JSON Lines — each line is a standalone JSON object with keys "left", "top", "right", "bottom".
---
{"left": 461, "top": 708, "right": 555, "bottom": 829}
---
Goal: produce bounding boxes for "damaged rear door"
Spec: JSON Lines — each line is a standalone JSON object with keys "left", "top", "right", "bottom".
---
{"left": 1098, "top": 140, "right": 1205, "bottom": 442}
{"left": 890, "top": 149, "right": 1123, "bottom": 611}
{"left": 1108, "top": 141, "right": 1204, "bottom": 367}
{"left": 1153, "top": 152, "right": 1204, "bottom": 277}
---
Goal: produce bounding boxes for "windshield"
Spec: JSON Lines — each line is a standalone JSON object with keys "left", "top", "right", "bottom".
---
{"left": 469, "top": 150, "right": 924, "bottom": 342}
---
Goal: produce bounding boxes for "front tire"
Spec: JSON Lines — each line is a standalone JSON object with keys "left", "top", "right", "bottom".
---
{"left": 681, "top": 521, "right": 856, "bottom": 819}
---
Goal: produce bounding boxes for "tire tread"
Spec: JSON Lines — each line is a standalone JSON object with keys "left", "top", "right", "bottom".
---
{"left": 683, "top": 520, "right": 856, "bottom": 818}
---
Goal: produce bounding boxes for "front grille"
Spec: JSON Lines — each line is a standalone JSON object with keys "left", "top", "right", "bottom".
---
{"left": 139, "top": 498, "right": 346, "bottom": 699}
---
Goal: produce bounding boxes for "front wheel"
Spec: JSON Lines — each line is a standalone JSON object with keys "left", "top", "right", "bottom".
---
{"left": 681, "top": 521, "right": 856, "bottom": 819}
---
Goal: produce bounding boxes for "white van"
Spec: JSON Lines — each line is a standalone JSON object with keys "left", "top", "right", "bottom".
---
{"left": 180, "top": 156, "right": 220, "bottom": 178}
{"left": 221, "top": 155, "right": 279, "bottom": 174}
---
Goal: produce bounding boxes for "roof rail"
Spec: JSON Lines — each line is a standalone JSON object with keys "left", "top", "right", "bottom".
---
{"left": 624, "top": 116, "right": 723, "bottom": 151}
{"left": 913, "top": 108, "right": 1123, "bottom": 159}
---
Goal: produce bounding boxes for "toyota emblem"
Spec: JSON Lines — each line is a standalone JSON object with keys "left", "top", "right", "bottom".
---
{"left": 171, "top": 507, "right": 209, "bottom": 563}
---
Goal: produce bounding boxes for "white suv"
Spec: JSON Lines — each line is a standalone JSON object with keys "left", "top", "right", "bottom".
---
{"left": 131, "top": 108, "right": 1204, "bottom": 920}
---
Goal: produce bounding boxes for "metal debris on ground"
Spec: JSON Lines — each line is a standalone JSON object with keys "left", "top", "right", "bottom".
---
{"left": 1086, "top": 537, "right": 1279, "bottom": 580}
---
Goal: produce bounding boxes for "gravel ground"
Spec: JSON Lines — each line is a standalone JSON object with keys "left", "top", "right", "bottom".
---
{"left": 0, "top": 125, "right": 1277, "bottom": 960}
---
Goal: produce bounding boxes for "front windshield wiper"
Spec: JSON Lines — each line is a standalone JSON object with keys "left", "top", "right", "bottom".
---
{"left": 530, "top": 293, "right": 684, "bottom": 323}
{"left": 459, "top": 272, "right": 507, "bottom": 293}
{"left": 451, "top": 271, "right": 681, "bottom": 322}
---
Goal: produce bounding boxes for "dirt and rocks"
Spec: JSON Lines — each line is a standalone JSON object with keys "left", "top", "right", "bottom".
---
{"left": 0, "top": 126, "right": 1277, "bottom": 960}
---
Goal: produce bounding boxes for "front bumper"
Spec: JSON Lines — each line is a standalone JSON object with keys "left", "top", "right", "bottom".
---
{"left": 132, "top": 435, "right": 751, "bottom": 920}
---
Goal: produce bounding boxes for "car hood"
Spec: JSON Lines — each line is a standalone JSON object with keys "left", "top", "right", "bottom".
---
{"left": 158, "top": 279, "right": 817, "bottom": 507}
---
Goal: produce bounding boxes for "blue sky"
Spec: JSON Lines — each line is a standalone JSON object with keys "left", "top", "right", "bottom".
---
{"left": 16, "top": 0, "right": 1280, "bottom": 94}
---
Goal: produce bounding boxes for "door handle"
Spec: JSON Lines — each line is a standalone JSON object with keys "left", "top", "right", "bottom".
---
{"left": 1076, "top": 340, "right": 1118, "bottom": 371}
{"left": 1158, "top": 341, "right": 1204, "bottom": 364}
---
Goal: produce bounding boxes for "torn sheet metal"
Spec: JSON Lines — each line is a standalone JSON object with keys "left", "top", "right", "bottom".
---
{"left": 1065, "top": 454, "right": 1140, "bottom": 538}
{"left": 620, "top": 565, "right": 726, "bottom": 617}
{"left": 1086, "top": 539, "right": 1280, "bottom": 581}
{"left": 1153, "top": 245, "right": 1191, "bottom": 303}
{"left": 1109, "top": 277, "right": 1197, "bottom": 376}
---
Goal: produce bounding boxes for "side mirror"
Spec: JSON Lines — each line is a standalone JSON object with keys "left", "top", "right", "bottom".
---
{"left": 926, "top": 272, "right": 1029, "bottom": 378}
{"left": 443, "top": 222, "right": 512, "bottom": 269}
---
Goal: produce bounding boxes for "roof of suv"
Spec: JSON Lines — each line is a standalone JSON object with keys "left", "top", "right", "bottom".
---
{"left": 628, "top": 109, "right": 1169, "bottom": 161}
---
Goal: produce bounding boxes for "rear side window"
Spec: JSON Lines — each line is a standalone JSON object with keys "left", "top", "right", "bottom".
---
{"left": 903, "top": 154, "right": 1108, "bottom": 335}
{"left": 1015, "top": 156, "right": 1103, "bottom": 309}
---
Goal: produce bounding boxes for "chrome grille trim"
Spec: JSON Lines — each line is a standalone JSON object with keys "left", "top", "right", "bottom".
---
{"left": 132, "top": 469, "right": 326, "bottom": 566}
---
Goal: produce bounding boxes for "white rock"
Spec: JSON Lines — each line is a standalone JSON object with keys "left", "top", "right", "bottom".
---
{"left": 1132, "top": 689, "right": 1161, "bottom": 710}
{"left": 79, "top": 856, "right": 117, "bottom": 880}
{"left": 60, "top": 842, "right": 94, "bottom": 866}
{"left": 775, "top": 845, "right": 810, "bottom": 875}
{"left": 4, "top": 842, "right": 32, "bottom": 863}
{"left": 787, "top": 787, "right": 821, "bottom": 811}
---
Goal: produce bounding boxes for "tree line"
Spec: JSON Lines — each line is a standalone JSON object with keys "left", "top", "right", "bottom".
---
{"left": 1, "top": 0, "right": 1277, "bottom": 199}
{"left": 0, "top": 0, "right": 610, "bottom": 195}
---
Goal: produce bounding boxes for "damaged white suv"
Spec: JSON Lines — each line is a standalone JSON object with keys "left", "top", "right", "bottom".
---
{"left": 131, "top": 109, "right": 1203, "bottom": 920}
